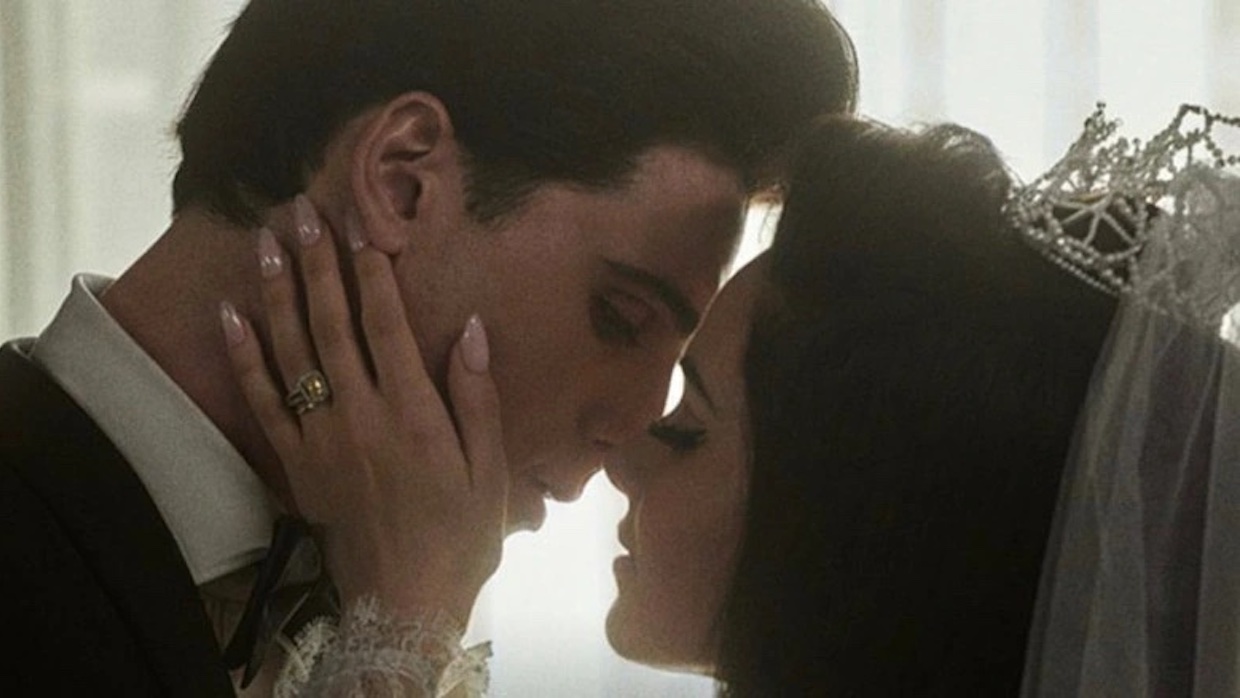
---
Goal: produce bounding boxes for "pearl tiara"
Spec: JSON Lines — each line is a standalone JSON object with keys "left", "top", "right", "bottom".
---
{"left": 1004, "top": 103, "right": 1240, "bottom": 299}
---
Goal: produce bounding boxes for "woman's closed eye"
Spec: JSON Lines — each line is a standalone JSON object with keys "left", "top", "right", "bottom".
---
{"left": 648, "top": 419, "right": 707, "bottom": 453}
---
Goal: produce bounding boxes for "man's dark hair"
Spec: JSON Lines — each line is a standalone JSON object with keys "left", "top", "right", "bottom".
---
{"left": 173, "top": 0, "right": 858, "bottom": 227}
{"left": 715, "top": 118, "right": 1118, "bottom": 695}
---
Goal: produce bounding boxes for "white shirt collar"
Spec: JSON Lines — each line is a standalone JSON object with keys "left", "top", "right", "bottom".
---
{"left": 29, "top": 274, "right": 276, "bottom": 584}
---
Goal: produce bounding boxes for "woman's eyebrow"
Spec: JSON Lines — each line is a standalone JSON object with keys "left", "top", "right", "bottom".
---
{"left": 603, "top": 259, "right": 701, "bottom": 335}
{"left": 679, "top": 356, "right": 717, "bottom": 414}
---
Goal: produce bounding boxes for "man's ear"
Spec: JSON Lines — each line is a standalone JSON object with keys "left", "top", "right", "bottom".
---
{"left": 349, "top": 92, "right": 459, "bottom": 254}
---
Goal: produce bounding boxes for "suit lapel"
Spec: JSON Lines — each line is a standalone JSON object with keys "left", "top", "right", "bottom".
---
{"left": 0, "top": 344, "right": 234, "bottom": 696}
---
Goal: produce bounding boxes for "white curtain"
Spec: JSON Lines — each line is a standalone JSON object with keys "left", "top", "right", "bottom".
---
{"left": 831, "top": 0, "right": 1240, "bottom": 182}
{"left": 0, "top": 2, "right": 1235, "bottom": 696}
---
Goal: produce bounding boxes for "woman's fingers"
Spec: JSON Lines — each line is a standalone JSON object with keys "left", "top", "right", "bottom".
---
{"left": 219, "top": 302, "right": 300, "bottom": 456}
{"left": 447, "top": 315, "right": 508, "bottom": 500}
{"left": 350, "top": 218, "right": 432, "bottom": 402}
{"left": 257, "top": 226, "right": 321, "bottom": 398}
{"left": 288, "top": 195, "right": 366, "bottom": 391}
{"left": 224, "top": 196, "right": 511, "bottom": 623}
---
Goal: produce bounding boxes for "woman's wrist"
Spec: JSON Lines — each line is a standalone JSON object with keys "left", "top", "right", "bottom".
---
{"left": 280, "top": 594, "right": 491, "bottom": 698}
{"left": 334, "top": 566, "right": 480, "bottom": 631}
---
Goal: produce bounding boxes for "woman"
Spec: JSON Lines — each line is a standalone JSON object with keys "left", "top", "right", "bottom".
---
{"left": 601, "top": 118, "right": 1104, "bottom": 695}
{"left": 225, "top": 109, "right": 1240, "bottom": 695}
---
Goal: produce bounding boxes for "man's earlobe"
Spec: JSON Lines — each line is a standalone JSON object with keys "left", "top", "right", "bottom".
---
{"left": 350, "top": 92, "right": 456, "bottom": 254}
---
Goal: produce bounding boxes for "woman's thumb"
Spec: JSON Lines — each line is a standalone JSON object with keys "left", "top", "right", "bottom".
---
{"left": 448, "top": 315, "right": 507, "bottom": 498}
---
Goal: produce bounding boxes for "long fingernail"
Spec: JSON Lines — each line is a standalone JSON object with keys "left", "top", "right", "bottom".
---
{"left": 344, "top": 209, "right": 368, "bottom": 253}
{"left": 219, "top": 301, "right": 246, "bottom": 346}
{"left": 293, "top": 193, "right": 322, "bottom": 246}
{"left": 461, "top": 314, "right": 490, "bottom": 374}
{"left": 257, "top": 228, "right": 284, "bottom": 278}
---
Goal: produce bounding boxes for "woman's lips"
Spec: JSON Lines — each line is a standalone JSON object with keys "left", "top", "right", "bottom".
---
{"left": 617, "top": 517, "right": 636, "bottom": 554}
{"left": 613, "top": 554, "right": 636, "bottom": 583}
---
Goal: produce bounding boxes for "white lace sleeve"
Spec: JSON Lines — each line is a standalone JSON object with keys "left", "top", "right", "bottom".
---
{"left": 274, "top": 596, "right": 491, "bottom": 698}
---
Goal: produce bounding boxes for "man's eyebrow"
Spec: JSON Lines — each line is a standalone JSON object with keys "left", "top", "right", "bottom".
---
{"left": 603, "top": 260, "right": 700, "bottom": 335}
{"left": 680, "top": 356, "right": 717, "bottom": 413}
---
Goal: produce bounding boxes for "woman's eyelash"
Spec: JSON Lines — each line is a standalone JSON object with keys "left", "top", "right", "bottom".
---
{"left": 591, "top": 296, "right": 640, "bottom": 346}
{"left": 648, "top": 420, "right": 707, "bottom": 453}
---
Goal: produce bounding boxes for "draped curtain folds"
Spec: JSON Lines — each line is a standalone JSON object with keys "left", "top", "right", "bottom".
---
{"left": 0, "top": 2, "right": 1233, "bottom": 695}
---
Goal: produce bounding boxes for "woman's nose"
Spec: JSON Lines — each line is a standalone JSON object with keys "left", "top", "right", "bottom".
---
{"left": 603, "top": 451, "right": 635, "bottom": 496}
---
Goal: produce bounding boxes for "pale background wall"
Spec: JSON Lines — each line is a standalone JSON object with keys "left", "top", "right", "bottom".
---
{"left": 1, "top": 1, "right": 1236, "bottom": 695}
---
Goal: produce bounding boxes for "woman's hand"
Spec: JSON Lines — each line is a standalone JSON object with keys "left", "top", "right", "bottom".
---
{"left": 220, "top": 195, "right": 507, "bottom": 627}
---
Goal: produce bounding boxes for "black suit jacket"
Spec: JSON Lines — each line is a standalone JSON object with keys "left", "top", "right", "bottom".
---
{"left": 0, "top": 343, "right": 234, "bottom": 696}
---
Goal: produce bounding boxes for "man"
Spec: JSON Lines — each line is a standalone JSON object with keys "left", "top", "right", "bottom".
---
{"left": 0, "top": 0, "right": 856, "bottom": 694}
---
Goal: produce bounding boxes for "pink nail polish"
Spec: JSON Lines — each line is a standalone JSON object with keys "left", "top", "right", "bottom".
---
{"left": 257, "top": 228, "right": 284, "bottom": 278}
{"left": 293, "top": 194, "right": 322, "bottom": 246}
{"left": 461, "top": 314, "right": 490, "bottom": 374}
{"left": 344, "top": 209, "right": 368, "bottom": 253}
{"left": 219, "top": 301, "right": 246, "bottom": 346}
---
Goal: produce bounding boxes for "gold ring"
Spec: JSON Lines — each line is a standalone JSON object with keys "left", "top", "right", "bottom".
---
{"left": 285, "top": 370, "right": 332, "bottom": 415}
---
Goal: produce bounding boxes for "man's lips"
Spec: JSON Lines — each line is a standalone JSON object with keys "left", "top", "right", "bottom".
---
{"left": 509, "top": 480, "right": 551, "bottom": 533}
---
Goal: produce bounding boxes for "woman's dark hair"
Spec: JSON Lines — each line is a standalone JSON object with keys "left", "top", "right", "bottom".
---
{"left": 715, "top": 118, "right": 1119, "bottom": 695}
{"left": 173, "top": 0, "right": 858, "bottom": 227}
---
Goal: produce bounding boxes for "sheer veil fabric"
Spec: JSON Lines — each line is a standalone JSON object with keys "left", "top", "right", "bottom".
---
{"left": 1022, "top": 132, "right": 1240, "bottom": 696}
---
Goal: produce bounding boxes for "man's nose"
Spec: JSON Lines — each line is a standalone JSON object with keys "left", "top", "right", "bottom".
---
{"left": 546, "top": 462, "right": 600, "bottom": 503}
{"left": 590, "top": 364, "right": 673, "bottom": 449}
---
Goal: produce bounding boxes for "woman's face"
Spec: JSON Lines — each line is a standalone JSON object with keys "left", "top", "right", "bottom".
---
{"left": 603, "top": 257, "right": 764, "bottom": 673}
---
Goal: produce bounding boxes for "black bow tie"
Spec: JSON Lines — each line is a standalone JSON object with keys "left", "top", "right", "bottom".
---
{"left": 222, "top": 516, "right": 339, "bottom": 688}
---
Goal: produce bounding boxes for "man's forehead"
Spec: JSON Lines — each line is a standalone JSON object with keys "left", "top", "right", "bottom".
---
{"left": 621, "top": 145, "right": 747, "bottom": 205}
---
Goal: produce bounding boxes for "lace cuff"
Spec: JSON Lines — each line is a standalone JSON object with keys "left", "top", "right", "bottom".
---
{"left": 274, "top": 596, "right": 491, "bottom": 697}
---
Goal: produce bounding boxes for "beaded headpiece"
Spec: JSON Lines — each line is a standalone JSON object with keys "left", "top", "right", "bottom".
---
{"left": 1004, "top": 104, "right": 1240, "bottom": 299}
